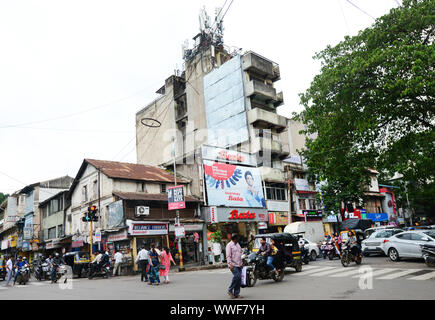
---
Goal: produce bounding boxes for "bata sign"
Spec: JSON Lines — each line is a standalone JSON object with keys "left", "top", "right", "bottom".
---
{"left": 229, "top": 209, "right": 256, "bottom": 220}
{"left": 201, "top": 145, "right": 256, "bottom": 166}
{"left": 217, "top": 150, "right": 245, "bottom": 163}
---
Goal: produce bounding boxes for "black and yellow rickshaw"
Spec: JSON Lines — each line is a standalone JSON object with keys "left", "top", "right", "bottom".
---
{"left": 0, "top": 256, "right": 5, "bottom": 280}
{"left": 64, "top": 251, "right": 90, "bottom": 278}
{"left": 253, "top": 233, "right": 303, "bottom": 272}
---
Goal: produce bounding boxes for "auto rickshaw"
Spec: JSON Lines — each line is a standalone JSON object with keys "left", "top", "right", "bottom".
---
{"left": 252, "top": 233, "right": 303, "bottom": 272}
{"left": 64, "top": 251, "right": 90, "bottom": 278}
{"left": 0, "top": 257, "right": 5, "bottom": 280}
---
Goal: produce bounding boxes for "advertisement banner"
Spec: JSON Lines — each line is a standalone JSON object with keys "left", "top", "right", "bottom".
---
{"left": 106, "top": 230, "right": 128, "bottom": 242}
{"left": 295, "top": 179, "right": 310, "bottom": 191}
{"left": 126, "top": 220, "right": 168, "bottom": 236}
{"left": 168, "top": 185, "right": 186, "bottom": 210}
{"left": 269, "top": 212, "right": 288, "bottom": 225}
{"left": 108, "top": 200, "right": 124, "bottom": 228}
{"left": 204, "top": 160, "right": 265, "bottom": 208}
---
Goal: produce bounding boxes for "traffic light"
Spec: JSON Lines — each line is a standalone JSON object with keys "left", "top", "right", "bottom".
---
{"left": 89, "top": 205, "right": 99, "bottom": 222}
{"left": 82, "top": 205, "right": 99, "bottom": 222}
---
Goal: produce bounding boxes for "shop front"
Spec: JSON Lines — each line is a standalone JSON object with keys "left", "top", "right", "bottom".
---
{"left": 104, "top": 228, "right": 133, "bottom": 275}
{"left": 362, "top": 212, "right": 389, "bottom": 226}
{"left": 323, "top": 214, "right": 339, "bottom": 235}
{"left": 168, "top": 221, "right": 204, "bottom": 265}
{"left": 265, "top": 200, "right": 290, "bottom": 233}
{"left": 205, "top": 206, "right": 268, "bottom": 259}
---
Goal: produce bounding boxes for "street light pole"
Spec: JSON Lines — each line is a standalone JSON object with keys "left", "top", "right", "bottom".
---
{"left": 174, "top": 136, "right": 185, "bottom": 271}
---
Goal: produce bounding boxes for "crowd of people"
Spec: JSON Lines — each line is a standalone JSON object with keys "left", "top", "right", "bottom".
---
{"left": 135, "top": 244, "right": 176, "bottom": 286}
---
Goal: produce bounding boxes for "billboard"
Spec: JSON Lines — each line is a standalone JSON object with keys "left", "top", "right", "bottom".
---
{"left": 204, "top": 160, "right": 265, "bottom": 208}
{"left": 168, "top": 185, "right": 186, "bottom": 210}
{"left": 108, "top": 200, "right": 124, "bottom": 228}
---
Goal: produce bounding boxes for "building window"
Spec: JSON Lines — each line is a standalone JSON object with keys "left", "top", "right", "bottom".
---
{"left": 265, "top": 183, "right": 287, "bottom": 201}
{"left": 298, "top": 199, "right": 307, "bottom": 210}
{"left": 160, "top": 184, "right": 167, "bottom": 194}
{"left": 294, "top": 172, "right": 305, "bottom": 179}
{"left": 141, "top": 183, "right": 146, "bottom": 192}
{"left": 58, "top": 197, "right": 63, "bottom": 212}
{"left": 82, "top": 185, "right": 88, "bottom": 203}
{"left": 58, "top": 225, "right": 64, "bottom": 238}
{"left": 93, "top": 180, "right": 98, "bottom": 199}
{"left": 309, "top": 199, "right": 316, "bottom": 210}
{"left": 48, "top": 227, "right": 56, "bottom": 240}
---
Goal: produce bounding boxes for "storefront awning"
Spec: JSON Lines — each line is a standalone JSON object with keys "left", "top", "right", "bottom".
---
{"left": 113, "top": 192, "right": 201, "bottom": 202}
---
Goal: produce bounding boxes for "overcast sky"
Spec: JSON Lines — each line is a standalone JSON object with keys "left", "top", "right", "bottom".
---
{"left": 0, "top": 0, "right": 400, "bottom": 194}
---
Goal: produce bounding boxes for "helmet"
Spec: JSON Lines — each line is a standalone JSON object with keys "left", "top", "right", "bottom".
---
{"left": 55, "top": 253, "right": 59, "bottom": 257}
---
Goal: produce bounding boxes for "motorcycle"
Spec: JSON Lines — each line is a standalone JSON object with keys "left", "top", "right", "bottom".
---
{"left": 341, "top": 244, "right": 362, "bottom": 267}
{"left": 320, "top": 241, "right": 328, "bottom": 259}
{"left": 88, "top": 262, "right": 110, "bottom": 279}
{"left": 246, "top": 252, "right": 285, "bottom": 287}
{"left": 421, "top": 244, "right": 435, "bottom": 268}
{"left": 300, "top": 246, "right": 310, "bottom": 264}
{"left": 327, "top": 241, "right": 340, "bottom": 260}
{"left": 240, "top": 248, "right": 255, "bottom": 288}
{"left": 53, "top": 264, "right": 68, "bottom": 283}
{"left": 16, "top": 265, "right": 30, "bottom": 285}
{"left": 34, "top": 262, "right": 51, "bottom": 281}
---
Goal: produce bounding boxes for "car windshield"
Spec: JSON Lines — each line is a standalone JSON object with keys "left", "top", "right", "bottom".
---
{"left": 423, "top": 231, "right": 435, "bottom": 239}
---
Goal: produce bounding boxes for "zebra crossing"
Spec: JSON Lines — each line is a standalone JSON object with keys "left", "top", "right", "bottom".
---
{"left": 0, "top": 278, "right": 81, "bottom": 289}
{"left": 199, "top": 265, "right": 435, "bottom": 281}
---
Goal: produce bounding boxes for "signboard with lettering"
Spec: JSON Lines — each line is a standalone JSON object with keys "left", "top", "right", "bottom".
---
{"left": 302, "top": 210, "right": 323, "bottom": 219}
{"left": 205, "top": 207, "right": 268, "bottom": 223}
{"left": 106, "top": 230, "right": 128, "bottom": 242}
{"left": 174, "top": 225, "right": 185, "bottom": 238}
{"left": 168, "top": 185, "right": 186, "bottom": 210}
{"left": 126, "top": 220, "right": 168, "bottom": 236}
{"left": 201, "top": 145, "right": 256, "bottom": 167}
{"left": 203, "top": 160, "right": 265, "bottom": 208}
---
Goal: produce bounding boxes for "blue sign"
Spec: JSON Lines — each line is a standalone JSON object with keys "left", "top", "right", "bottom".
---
{"left": 366, "top": 213, "right": 388, "bottom": 222}
{"left": 22, "top": 241, "right": 31, "bottom": 252}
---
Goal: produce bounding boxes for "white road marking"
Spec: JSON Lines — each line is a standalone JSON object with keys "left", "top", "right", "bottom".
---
{"left": 311, "top": 268, "right": 347, "bottom": 277}
{"left": 29, "top": 282, "right": 48, "bottom": 286}
{"left": 351, "top": 268, "right": 396, "bottom": 278}
{"left": 293, "top": 266, "right": 336, "bottom": 276}
{"left": 408, "top": 271, "right": 435, "bottom": 280}
{"left": 330, "top": 269, "right": 361, "bottom": 277}
{"left": 376, "top": 269, "right": 423, "bottom": 280}
{"left": 294, "top": 265, "right": 319, "bottom": 271}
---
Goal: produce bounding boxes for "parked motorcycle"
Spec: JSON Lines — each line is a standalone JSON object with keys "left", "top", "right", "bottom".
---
{"left": 421, "top": 244, "right": 435, "bottom": 268}
{"left": 88, "top": 262, "right": 110, "bottom": 279}
{"left": 16, "top": 265, "right": 30, "bottom": 285}
{"left": 246, "top": 252, "right": 285, "bottom": 287}
{"left": 341, "top": 244, "right": 362, "bottom": 267}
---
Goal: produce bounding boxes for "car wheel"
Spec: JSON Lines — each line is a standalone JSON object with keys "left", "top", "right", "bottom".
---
{"left": 295, "top": 262, "right": 302, "bottom": 272}
{"left": 388, "top": 248, "right": 400, "bottom": 262}
{"left": 310, "top": 250, "right": 317, "bottom": 261}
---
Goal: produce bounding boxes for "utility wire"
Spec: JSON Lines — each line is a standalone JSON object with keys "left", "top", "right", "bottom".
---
{"left": 337, "top": 0, "right": 351, "bottom": 34}
{"left": 345, "top": 0, "right": 375, "bottom": 20}
{"left": 221, "top": 0, "right": 234, "bottom": 21}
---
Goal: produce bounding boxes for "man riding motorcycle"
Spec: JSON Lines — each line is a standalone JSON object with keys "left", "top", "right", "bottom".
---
{"left": 13, "top": 256, "right": 29, "bottom": 285}
{"left": 51, "top": 253, "right": 65, "bottom": 283}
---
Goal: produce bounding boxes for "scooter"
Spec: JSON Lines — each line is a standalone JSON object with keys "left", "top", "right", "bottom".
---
{"left": 53, "top": 264, "right": 68, "bottom": 283}
{"left": 341, "top": 244, "right": 362, "bottom": 267}
{"left": 327, "top": 241, "right": 340, "bottom": 260}
{"left": 421, "top": 244, "right": 435, "bottom": 268}
{"left": 34, "top": 262, "right": 51, "bottom": 281}
{"left": 88, "top": 262, "right": 110, "bottom": 279}
{"left": 16, "top": 265, "right": 30, "bottom": 285}
{"left": 320, "top": 241, "right": 328, "bottom": 259}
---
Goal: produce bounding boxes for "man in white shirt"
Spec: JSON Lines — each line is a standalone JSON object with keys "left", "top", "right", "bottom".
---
{"left": 113, "top": 251, "right": 123, "bottom": 276}
{"left": 135, "top": 246, "right": 149, "bottom": 282}
{"left": 4, "top": 255, "right": 13, "bottom": 287}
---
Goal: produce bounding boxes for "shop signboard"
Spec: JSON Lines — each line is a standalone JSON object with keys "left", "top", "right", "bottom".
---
{"left": 168, "top": 185, "right": 185, "bottom": 210}
{"left": 201, "top": 145, "right": 256, "bottom": 167}
{"left": 258, "top": 222, "right": 268, "bottom": 229}
{"left": 268, "top": 212, "right": 289, "bottom": 225}
{"left": 283, "top": 154, "right": 302, "bottom": 165}
{"left": 174, "top": 225, "right": 185, "bottom": 238}
{"left": 302, "top": 210, "right": 323, "bottom": 219}
{"left": 1, "top": 240, "right": 8, "bottom": 250}
{"left": 22, "top": 241, "right": 31, "bottom": 251}
{"left": 206, "top": 207, "right": 268, "bottom": 223}
{"left": 365, "top": 213, "right": 388, "bottom": 222}
{"left": 266, "top": 200, "right": 289, "bottom": 212}
{"left": 108, "top": 200, "right": 124, "bottom": 228}
{"left": 8, "top": 236, "right": 17, "bottom": 248}
{"left": 94, "top": 228, "right": 102, "bottom": 242}
{"left": 126, "top": 220, "right": 168, "bottom": 236}
{"left": 46, "top": 241, "right": 62, "bottom": 250}
{"left": 31, "top": 242, "right": 39, "bottom": 251}
{"left": 203, "top": 160, "right": 265, "bottom": 208}
{"left": 209, "top": 206, "right": 218, "bottom": 223}
{"left": 71, "top": 240, "right": 84, "bottom": 248}
{"left": 324, "top": 215, "right": 338, "bottom": 223}
{"left": 169, "top": 224, "right": 203, "bottom": 232}
{"left": 106, "top": 230, "right": 128, "bottom": 242}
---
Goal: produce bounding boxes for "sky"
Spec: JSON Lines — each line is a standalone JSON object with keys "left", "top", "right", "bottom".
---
{"left": 0, "top": 0, "right": 400, "bottom": 194}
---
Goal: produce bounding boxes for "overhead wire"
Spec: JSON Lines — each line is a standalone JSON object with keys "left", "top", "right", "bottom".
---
{"left": 345, "top": 0, "right": 375, "bottom": 20}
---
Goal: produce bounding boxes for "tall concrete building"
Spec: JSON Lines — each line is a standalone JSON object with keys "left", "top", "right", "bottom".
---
{"left": 135, "top": 9, "right": 317, "bottom": 255}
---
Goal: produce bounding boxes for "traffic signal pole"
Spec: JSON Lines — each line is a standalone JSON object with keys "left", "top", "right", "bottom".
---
{"left": 90, "top": 219, "right": 93, "bottom": 258}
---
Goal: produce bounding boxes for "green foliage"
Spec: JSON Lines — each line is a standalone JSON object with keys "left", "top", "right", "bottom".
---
{"left": 0, "top": 192, "right": 9, "bottom": 206}
{"left": 210, "top": 230, "right": 222, "bottom": 243}
{"left": 296, "top": 0, "right": 435, "bottom": 212}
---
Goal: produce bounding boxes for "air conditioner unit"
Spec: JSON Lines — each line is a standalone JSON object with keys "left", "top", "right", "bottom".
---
{"left": 136, "top": 206, "right": 149, "bottom": 216}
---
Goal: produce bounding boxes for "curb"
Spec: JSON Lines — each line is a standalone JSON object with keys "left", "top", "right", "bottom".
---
{"left": 172, "top": 263, "right": 228, "bottom": 273}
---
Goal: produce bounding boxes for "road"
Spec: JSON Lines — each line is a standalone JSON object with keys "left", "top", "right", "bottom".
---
{"left": 1, "top": 256, "right": 434, "bottom": 300}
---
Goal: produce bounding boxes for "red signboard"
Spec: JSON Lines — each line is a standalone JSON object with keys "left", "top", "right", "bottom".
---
{"left": 168, "top": 185, "right": 185, "bottom": 210}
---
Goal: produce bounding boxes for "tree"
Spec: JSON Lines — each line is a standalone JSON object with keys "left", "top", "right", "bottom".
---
{"left": 296, "top": 0, "right": 435, "bottom": 213}
{"left": 0, "top": 192, "right": 9, "bottom": 206}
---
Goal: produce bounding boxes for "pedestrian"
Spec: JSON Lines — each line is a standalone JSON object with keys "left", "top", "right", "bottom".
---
{"left": 4, "top": 255, "right": 13, "bottom": 287}
{"left": 147, "top": 243, "right": 161, "bottom": 286}
{"left": 225, "top": 233, "right": 243, "bottom": 299}
{"left": 159, "top": 247, "right": 176, "bottom": 284}
{"left": 135, "top": 246, "right": 149, "bottom": 282}
{"left": 113, "top": 250, "right": 123, "bottom": 277}
{"left": 193, "top": 232, "right": 199, "bottom": 262}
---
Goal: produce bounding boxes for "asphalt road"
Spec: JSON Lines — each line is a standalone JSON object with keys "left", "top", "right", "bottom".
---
{"left": 1, "top": 256, "right": 434, "bottom": 300}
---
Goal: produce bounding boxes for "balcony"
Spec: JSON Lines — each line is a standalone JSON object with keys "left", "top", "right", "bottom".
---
{"left": 247, "top": 108, "right": 287, "bottom": 132}
{"left": 242, "top": 52, "right": 280, "bottom": 82}
{"left": 259, "top": 166, "right": 285, "bottom": 183}
{"left": 251, "top": 137, "right": 283, "bottom": 155}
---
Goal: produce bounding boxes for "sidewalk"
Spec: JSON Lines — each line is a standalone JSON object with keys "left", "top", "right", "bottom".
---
{"left": 171, "top": 263, "right": 228, "bottom": 273}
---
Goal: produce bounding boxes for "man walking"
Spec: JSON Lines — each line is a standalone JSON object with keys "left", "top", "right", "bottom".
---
{"left": 136, "top": 246, "right": 149, "bottom": 282}
{"left": 113, "top": 250, "right": 123, "bottom": 276}
{"left": 4, "top": 255, "right": 13, "bottom": 287}
{"left": 226, "top": 233, "right": 243, "bottom": 299}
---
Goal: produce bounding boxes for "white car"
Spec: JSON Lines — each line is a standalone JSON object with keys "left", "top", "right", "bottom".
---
{"left": 364, "top": 226, "right": 399, "bottom": 238}
{"left": 383, "top": 230, "right": 435, "bottom": 261}
{"left": 361, "top": 229, "right": 403, "bottom": 256}
{"left": 301, "top": 238, "right": 320, "bottom": 261}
